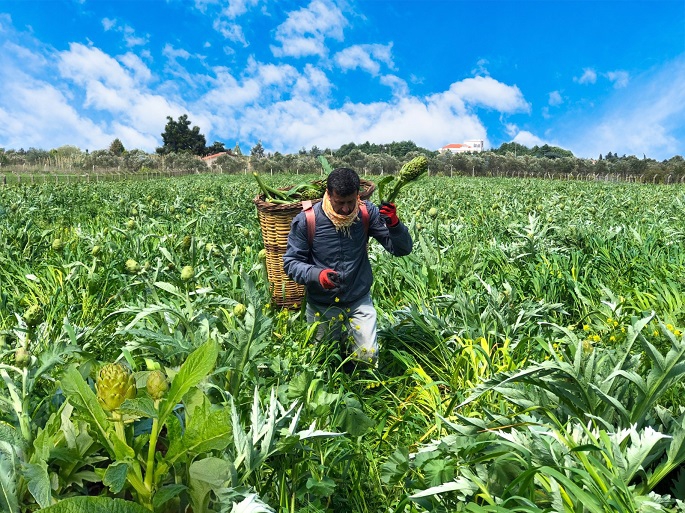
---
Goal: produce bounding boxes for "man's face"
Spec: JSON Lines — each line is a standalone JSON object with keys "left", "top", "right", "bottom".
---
{"left": 329, "top": 190, "right": 358, "bottom": 215}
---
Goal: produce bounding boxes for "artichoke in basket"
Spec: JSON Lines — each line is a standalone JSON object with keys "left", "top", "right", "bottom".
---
{"left": 253, "top": 172, "right": 326, "bottom": 204}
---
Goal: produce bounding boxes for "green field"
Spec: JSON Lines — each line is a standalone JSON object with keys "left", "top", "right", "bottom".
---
{"left": 2, "top": 174, "right": 685, "bottom": 512}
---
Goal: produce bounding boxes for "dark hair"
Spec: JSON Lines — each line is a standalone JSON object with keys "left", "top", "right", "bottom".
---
{"left": 327, "top": 167, "right": 360, "bottom": 197}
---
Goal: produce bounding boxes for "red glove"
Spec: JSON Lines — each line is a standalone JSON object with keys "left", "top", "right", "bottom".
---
{"left": 318, "top": 269, "right": 339, "bottom": 289}
{"left": 379, "top": 202, "right": 400, "bottom": 227}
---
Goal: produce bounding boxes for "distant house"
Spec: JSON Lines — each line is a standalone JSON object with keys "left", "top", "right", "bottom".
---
{"left": 201, "top": 151, "right": 234, "bottom": 167}
{"left": 439, "top": 140, "right": 484, "bottom": 154}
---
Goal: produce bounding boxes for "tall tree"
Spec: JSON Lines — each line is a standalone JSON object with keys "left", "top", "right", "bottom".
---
{"left": 157, "top": 114, "right": 206, "bottom": 156}
{"left": 205, "top": 141, "right": 227, "bottom": 155}
{"left": 109, "top": 138, "right": 125, "bottom": 156}
{"left": 250, "top": 140, "right": 265, "bottom": 158}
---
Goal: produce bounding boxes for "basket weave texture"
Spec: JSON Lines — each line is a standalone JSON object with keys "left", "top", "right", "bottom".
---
{"left": 254, "top": 179, "right": 375, "bottom": 308}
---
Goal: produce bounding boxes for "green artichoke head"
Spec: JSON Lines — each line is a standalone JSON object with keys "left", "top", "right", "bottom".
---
{"left": 146, "top": 370, "right": 169, "bottom": 400}
{"left": 125, "top": 259, "right": 141, "bottom": 274}
{"left": 23, "top": 304, "right": 43, "bottom": 328}
{"left": 233, "top": 303, "right": 247, "bottom": 318}
{"left": 180, "top": 265, "right": 195, "bottom": 281}
{"left": 181, "top": 235, "right": 192, "bottom": 250}
{"left": 96, "top": 363, "right": 137, "bottom": 411}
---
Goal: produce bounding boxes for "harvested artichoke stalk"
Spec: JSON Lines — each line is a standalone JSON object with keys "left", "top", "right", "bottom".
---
{"left": 379, "top": 155, "right": 429, "bottom": 203}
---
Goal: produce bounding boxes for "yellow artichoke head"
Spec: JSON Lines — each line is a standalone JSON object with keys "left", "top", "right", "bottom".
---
{"left": 96, "top": 363, "right": 137, "bottom": 411}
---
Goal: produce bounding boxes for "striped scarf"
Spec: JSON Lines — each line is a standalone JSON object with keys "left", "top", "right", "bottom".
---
{"left": 321, "top": 191, "right": 361, "bottom": 238}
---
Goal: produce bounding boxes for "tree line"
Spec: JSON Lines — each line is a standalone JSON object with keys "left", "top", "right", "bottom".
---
{"left": 1, "top": 114, "right": 684, "bottom": 182}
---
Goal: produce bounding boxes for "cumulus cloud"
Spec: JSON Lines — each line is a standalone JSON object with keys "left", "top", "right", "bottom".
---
{"left": 433, "top": 76, "right": 530, "bottom": 114}
{"left": 0, "top": 11, "right": 538, "bottom": 157}
{"left": 560, "top": 56, "right": 685, "bottom": 160}
{"left": 548, "top": 90, "right": 563, "bottom": 106}
{"left": 576, "top": 68, "right": 597, "bottom": 84}
{"left": 271, "top": 0, "right": 347, "bottom": 58}
{"left": 513, "top": 130, "right": 547, "bottom": 148}
{"left": 196, "top": 0, "right": 260, "bottom": 18}
{"left": 605, "top": 70, "right": 629, "bottom": 88}
{"left": 334, "top": 43, "right": 394, "bottom": 75}
{"left": 194, "top": 0, "right": 260, "bottom": 44}
{"left": 379, "top": 74, "right": 408, "bottom": 97}
{"left": 100, "top": 17, "right": 148, "bottom": 47}
{"left": 212, "top": 19, "right": 247, "bottom": 45}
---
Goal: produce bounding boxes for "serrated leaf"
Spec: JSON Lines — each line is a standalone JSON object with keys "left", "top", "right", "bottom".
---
{"left": 623, "top": 426, "right": 669, "bottom": 482}
{"left": 118, "top": 397, "right": 157, "bottom": 418}
{"left": 60, "top": 366, "right": 118, "bottom": 457}
{"left": 189, "top": 457, "right": 232, "bottom": 513}
{"left": 0, "top": 442, "right": 20, "bottom": 513}
{"left": 103, "top": 461, "right": 128, "bottom": 494}
{"left": 23, "top": 461, "right": 51, "bottom": 508}
{"left": 336, "top": 397, "right": 374, "bottom": 437}
{"left": 167, "top": 398, "right": 231, "bottom": 464}
{"left": 158, "top": 339, "right": 219, "bottom": 424}
{"left": 38, "top": 496, "right": 151, "bottom": 513}
{"left": 154, "top": 281, "right": 184, "bottom": 298}
{"left": 305, "top": 475, "right": 336, "bottom": 497}
{"left": 381, "top": 447, "right": 409, "bottom": 485}
{"left": 152, "top": 483, "right": 187, "bottom": 509}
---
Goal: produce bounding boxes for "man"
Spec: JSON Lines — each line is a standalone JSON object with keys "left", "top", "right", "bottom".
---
{"left": 283, "top": 167, "right": 413, "bottom": 368}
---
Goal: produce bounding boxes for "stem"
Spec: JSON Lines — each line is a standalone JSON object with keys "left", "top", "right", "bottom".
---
{"left": 112, "top": 411, "right": 126, "bottom": 443}
{"left": 20, "top": 368, "right": 32, "bottom": 444}
{"left": 144, "top": 400, "right": 161, "bottom": 493}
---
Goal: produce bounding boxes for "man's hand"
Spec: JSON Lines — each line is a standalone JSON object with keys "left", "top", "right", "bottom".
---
{"left": 379, "top": 202, "right": 400, "bottom": 227}
{"left": 318, "top": 269, "right": 340, "bottom": 289}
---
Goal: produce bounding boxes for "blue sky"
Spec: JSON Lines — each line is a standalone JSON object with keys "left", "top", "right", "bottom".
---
{"left": 0, "top": 0, "right": 684, "bottom": 160}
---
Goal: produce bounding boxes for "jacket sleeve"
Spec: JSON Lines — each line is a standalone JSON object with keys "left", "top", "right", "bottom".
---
{"left": 282, "top": 212, "right": 320, "bottom": 286}
{"left": 366, "top": 201, "right": 413, "bottom": 256}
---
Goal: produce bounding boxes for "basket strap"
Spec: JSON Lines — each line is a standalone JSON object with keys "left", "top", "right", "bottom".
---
{"left": 359, "top": 202, "right": 369, "bottom": 238}
{"left": 302, "top": 200, "right": 316, "bottom": 246}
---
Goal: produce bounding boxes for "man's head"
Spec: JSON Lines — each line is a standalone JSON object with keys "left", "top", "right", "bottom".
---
{"left": 326, "top": 168, "right": 360, "bottom": 215}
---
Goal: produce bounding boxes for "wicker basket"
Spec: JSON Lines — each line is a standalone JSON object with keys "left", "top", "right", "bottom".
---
{"left": 254, "top": 179, "right": 375, "bottom": 308}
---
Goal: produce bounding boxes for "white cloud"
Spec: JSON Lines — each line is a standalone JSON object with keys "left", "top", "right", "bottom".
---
{"left": 605, "top": 70, "right": 629, "bottom": 88}
{"left": 576, "top": 68, "right": 597, "bottom": 84}
{"left": 379, "top": 74, "right": 408, "bottom": 97}
{"left": 548, "top": 90, "right": 563, "bottom": 106}
{"left": 471, "top": 58, "right": 490, "bottom": 77}
{"left": 102, "top": 17, "right": 116, "bottom": 31}
{"left": 99, "top": 17, "right": 148, "bottom": 47}
{"left": 434, "top": 76, "right": 531, "bottom": 114}
{"left": 513, "top": 130, "right": 547, "bottom": 148}
{"left": 271, "top": 0, "right": 347, "bottom": 58}
{"left": 221, "top": 0, "right": 261, "bottom": 19}
{"left": 0, "top": 13, "right": 534, "bottom": 158}
{"left": 334, "top": 43, "right": 394, "bottom": 75}
{"left": 560, "top": 56, "right": 685, "bottom": 160}
{"left": 212, "top": 19, "right": 247, "bottom": 45}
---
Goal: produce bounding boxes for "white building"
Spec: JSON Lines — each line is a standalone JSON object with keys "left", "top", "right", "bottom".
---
{"left": 439, "top": 140, "right": 484, "bottom": 154}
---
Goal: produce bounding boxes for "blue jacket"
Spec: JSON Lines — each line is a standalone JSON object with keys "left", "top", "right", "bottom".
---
{"left": 282, "top": 200, "right": 413, "bottom": 306}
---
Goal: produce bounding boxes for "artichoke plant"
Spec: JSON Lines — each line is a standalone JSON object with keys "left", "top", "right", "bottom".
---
{"left": 96, "top": 363, "right": 137, "bottom": 411}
